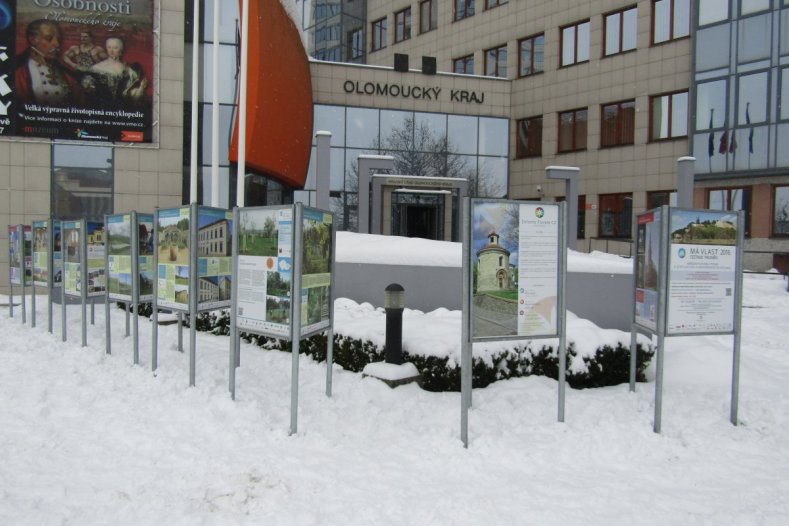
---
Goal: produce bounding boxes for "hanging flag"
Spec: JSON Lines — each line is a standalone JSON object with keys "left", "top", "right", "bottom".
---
{"left": 719, "top": 129, "right": 728, "bottom": 154}
{"left": 708, "top": 109, "right": 715, "bottom": 158}
{"left": 729, "top": 132, "right": 737, "bottom": 153}
{"left": 746, "top": 103, "right": 754, "bottom": 154}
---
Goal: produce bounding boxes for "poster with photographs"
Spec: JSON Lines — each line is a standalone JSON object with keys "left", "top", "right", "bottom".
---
{"left": 197, "top": 206, "right": 233, "bottom": 311}
{"left": 667, "top": 209, "right": 739, "bottom": 335}
{"left": 300, "top": 207, "right": 332, "bottom": 337}
{"left": 32, "top": 219, "right": 49, "bottom": 286}
{"left": 0, "top": 0, "right": 155, "bottom": 143}
{"left": 85, "top": 221, "right": 105, "bottom": 296}
{"left": 235, "top": 207, "right": 293, "bottom": 337}
{"left": 137, "top": 213, "right": 153, "bottom": 301}
{"left": 51, "top": 220, "right": 62, "bottom": 287}
{"left": 106, "top": 213, "right": 132, "bottom": 301}
{"left": 634, "top": 208, "right": 662, "bottom": 331}
{"left": 156, "top": 206, "right": 190, "bottom": 311}
{"left": 7, "top": 224, "right": 23, "bottom": 285}
{"left": 62, "top": 220, "right": 81, "bottom": 297}
{"left": 470, "top": 200, "right": 560, "bottom": 341}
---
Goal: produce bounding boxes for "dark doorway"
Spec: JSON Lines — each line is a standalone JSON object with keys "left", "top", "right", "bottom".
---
{"left": 391, "top": 192, "right": 444, "bottom": 240}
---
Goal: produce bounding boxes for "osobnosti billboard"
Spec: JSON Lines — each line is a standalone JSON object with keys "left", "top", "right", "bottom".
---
{"left": 0, "top": 0, "right": 155, "bottom": 143}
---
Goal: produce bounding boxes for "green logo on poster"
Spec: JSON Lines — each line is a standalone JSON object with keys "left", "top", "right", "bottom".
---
{"left": 535, "top": 207, "right": 545, "bottom": 219}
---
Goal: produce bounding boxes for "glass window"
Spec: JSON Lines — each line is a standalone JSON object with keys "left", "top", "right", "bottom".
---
{"left": 448, "top": 115, "right": 478, "bottom": 154}
{"left": 695, "top": 79, "right": 727, "bottom": 130}
{"left": 478, "top": 117, "right": 508, "bottom": 156}
{"left": 518, "top": 34, "right": 544, "bottom": 77}
{"left": 561, "top": 20, "right": 590, "bottom": 66}
{"left": 455, "top": 0, "right": 475, "bottom": 20}
{"left": 201, "top": 104, "right": 234, "bottom": 166}
{"left": 203, "top": 0, "right": 240, "bottom": 43}
{"left": 698, "top": 0, "right": 728, "bottom": 26}
{"left": 598, "top": 193, "right": 633, "bottom": 238}
{"left": 420, "top": 0, "right": 438, "bottom": 33}
{"left": 415, "top": 112, "right": 447, "bottom": 144}
{"left": 395, "top": 8, "right": 411, "bottom": 43}
{"left": 485, "top": 44, "right": 507, "bottom": 78}
{"left": 733, "top": 126, "right": 769, "bottom": 170}
{"left": 647, "top": 190, "right": 677, "bottom": 208}
{"left": 380, "top": 110, "right": 412, "bottom": 149}
{"left": 650, "top": 91, "right": 688, "bottom": 140}
{"left": 200, "top": 166, "right": 230, "bottom": 208}
{"left": 203, "top": 44, "right": 238, "bottom": 104}
{"left": 779, "top": 124, "right": 789, "bottom": 166}
{"left": 741, "top": 0, "right": 770, "bottom": 16}
{"left": 516, "top": 116, "right": 543, "bottom": 158}
{"left": 476, "top": 157, "right": 508, "bottom": 198}
{"left": 738, "top": 72, "right": 769, "bottom": 125}
{"left": 485, "top": 0, "right": 508, "bottom": 9}
{"left": 738, "top": 14, "right": 771, "bottom": 63}
{"left": 347, "top": 28, "right": 364, "bottom": 60}
{"left": 695, "top": 25, "right": 730, "bottom": 71}
{"left": 782, "top": 68, "right": 789, "bottom": 120}
{"left": 346, "top": 107, "right": 379, "bottom": 148}
{"left": 601, "top": 100, "right": 636, "bottom": 147}
{"left": 558, "top": 108, "right": 588, "bottom": 152}
{"left": 652, "top": 0, "right": 690, "bottom": 44}
{"left": 708, "top": 187, "right": 751, "bottom": 236}
{"left": 52, "top": 145, "right": 113, "bottom": 220}
{"left": 453, "top": 55, "right": 474, "bottom": 74}
{"left": 313, "top": 105, "right": 345, "bottom": 147}
{"left": 782, "top": 10, "right": 789, "bottom": 56}
{"left": 774, "top": 186, "right": 789, "bottom": 236}
{"left": 604, "top": 6, "right": 637, "bottom": 56}
{"left": 371, "top": 17, "right": 386, "bottom": 51}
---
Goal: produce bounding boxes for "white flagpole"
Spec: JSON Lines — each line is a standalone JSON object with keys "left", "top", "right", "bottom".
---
{"left": 236, "top": 0, "right": 250, "bottom": 208}
{"left": 190, "top": 0, "right": 201, "bottom": 204}
{"left": 211, "top": 0, "right": 220, "bottom": 207}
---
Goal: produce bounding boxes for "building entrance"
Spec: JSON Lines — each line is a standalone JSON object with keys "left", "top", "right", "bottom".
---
{"left": 391, "top": 191, "right": 444, "bottom": 240}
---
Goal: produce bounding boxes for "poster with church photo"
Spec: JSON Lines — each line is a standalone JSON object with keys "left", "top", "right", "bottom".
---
{"left": 471, "top": 200, "right": 560, "bottom": 341}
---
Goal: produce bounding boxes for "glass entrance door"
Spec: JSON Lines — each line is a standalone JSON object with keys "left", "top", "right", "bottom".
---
{"left": 391, "top": 192, "right": 444, "bottom": 240}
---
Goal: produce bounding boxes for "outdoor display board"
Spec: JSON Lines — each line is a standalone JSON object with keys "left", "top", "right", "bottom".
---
{"left": 470, "top": 200, "right": 561, "bottom": 341}
{"left": 0, "top": 0, "right": 155, "bottom": 143}
{"left": 7, "top": 224, "right": 26, "bottom": 285}
{"left": 62, "top": 220, "right": 81, "bottom": 297}
{"left": 300, "top": 208, "right": 333, "bottom": 337}
{"left": 634, "top": 208, "right": 662, "bottom": 332}
{"left": 86, "top": 221, "right": 106, "bottom": 297}
{"left": 107, "top": 213, "right": 153, "bottom": 302}
{"left": 667, "top": 208, "right": 738, "bottom": 335}
{"left": 156, "top": 207, "right": 190, "bottom": 311}
{"left": 32, "top": 220, "right": 49, "bottom": 287}
{"left": 196, "top": 207, "right": 233, "bottom": 311}
{"left": 235, "top": 206, "right": 293, "bottom": 337}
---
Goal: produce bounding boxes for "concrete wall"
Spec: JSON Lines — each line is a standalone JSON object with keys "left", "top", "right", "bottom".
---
{"left": 335, "top": 262, "right": 633, "bottom": 331}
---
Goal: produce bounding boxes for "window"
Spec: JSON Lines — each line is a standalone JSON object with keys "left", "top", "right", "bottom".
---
{"left": 561, "top": 20, "right": 590, "bottom": 66}
{"left": 485, "top": 44, "right": 507, "bottom": 78}
{"left": 52, "top": 145, "right": 114, "bottom": 220}
{"left": 518, "top": 34, "right": 544, "bottom": 77}
{"left": 708, "top": 187, "right": 751, "bottom": 236}
{"left": 516, "top": 116, "right": 543, "bottom": 158}
{"left": 420, "top": 0, "right": 438, "bottom": 33}
{"left": 652, "top": 0, "right": 690, "bottom": 44}
{"left": 647, "top": 190, "right": 677, "bottom": 209}
{"left": 741, "top": 0, "right": 770, "bottom": 16}
{"left": 485, "top": 0, "right": 508, "bottom": 9}
{"left": 395, "top": 8, "right": 411, "bottom": 43}
{"left": 604, "top": 6, "right": 637, "bottom": 56}
{"left": 773, "top": 186, "right": 789, "bottom": 236}
{"left": 782, "top": 68, "right": 789, "bottom": 121}
{"left": 558, "top": 108, "right": 588, "bottom": 152}
{"left": 601, "top": 100, "right": 636, "bottom": 147}
{"left": 371, "top": 17, "right": 386, "bottom": 51}
{"left": 650, "top": 91, "right": 688, "bottom": 140}
{"left": 347, "top": 28, "right": 364, "bottom": 60}
{"left": 698, "top": 0, "right": 728, "bottom": 26}
{"left": 455, "top": 0, "right": 475, "bottom": 21}
{"left": 599, "top": 193, "right": 633, "bottom": 238}
{"left": 453, "top": 55, "right": 474, "bottom": 74}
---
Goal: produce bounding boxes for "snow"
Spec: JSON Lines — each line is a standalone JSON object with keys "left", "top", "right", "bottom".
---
{"left": 1, "top": 271, "right": 789, "bottom": 524}
{"left": 362, "top": 362, "right": 420, "bottom": 382}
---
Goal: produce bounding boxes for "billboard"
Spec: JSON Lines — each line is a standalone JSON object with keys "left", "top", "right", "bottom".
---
{"left": 196, "top": 207, "right": 233, "bottom": 311}
{"left": 235, "top": 207, "right": 293, "bottom": 337}
{"left": 156, "top": 206, "right": 190, "bottom": 311}
{"left": 666, "top": 209, "right": 738, "bottom": 335}
{"left": 0, "top": 0, "right": 155, "bottom": 143}
{"left": 300, "top": 207, "right": 332, "bottom": 337}
{"left": 470, "top": 200, "right": 560, "bottom": 340}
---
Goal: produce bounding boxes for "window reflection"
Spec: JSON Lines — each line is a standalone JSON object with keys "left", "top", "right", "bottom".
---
{"left": 478, "top": 118, "right": 508, "bottom": 156}
{"left": 696, "top": 79, "right": 727, "bottom": 130}
{"left": 782, "top": 69, "right": 789, "bottom": 120}
{"left": 380, "top": 110, "right": 412, "bottom": 149}
{"left": 202, "top": 44, "right": 238, "bottom": 104}
{"left": 776, "top": 124, "right": 789, "bottom": 166}
{"left": 738, "top": 14, "right": 771, "bottom": 63}
{"left": 738, "top": 72, "right": 768, "bottom": 125}
{"left": 774, "top": 186, "right": 789, "bottom": 235}
{"left": 52, "top": 145, "right": 113, "bottom": 220}
{"left": 415, "top": 112, "right": 447, "bottom": 143}
{"left": 477, "top": 157, "right": 507, "bottom": 198}
{"left": 698, "top": 0, "right": 728, "bottom": 26}
{"left": 346, "top": 107, "right": 379, "bottom": 148}
{"left": 201, "top": 104, "right": 234, "bottom": 165}
{"left": 741, "top": 0, "right": 770, "bottom": 16}
{"left": 313, "top": 105, "right": 345, "bottom": 147}
{"left": 782, "top": 10, "right": 789, "bottom": 55}
{"left": 696, "top": 25, "right": 730, "bottom": 71}
{"left": 448, "top": 115, "right": 478, "bottom": 154}
{"left": 203, "top": 0, "right": 240, "bottom": 43}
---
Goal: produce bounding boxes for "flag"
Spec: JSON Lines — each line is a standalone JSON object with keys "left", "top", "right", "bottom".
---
{"left": 719, "top": 130, "right": 728, "bottom": 154}
{"left": 746, "top": 103, "right": 754, "bottom": 154}
{"left": 729, "top": 132, "right": 736, "bottom": 153}
{"left": 708, "top": 109, "right": 715, "bottom": 158}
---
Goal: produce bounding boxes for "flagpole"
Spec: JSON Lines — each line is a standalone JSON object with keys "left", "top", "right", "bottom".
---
{"left": 211, "top": 0, "right": 220, "bottom": 207}
{"left": 190, "top": 0, "right": 200, "bottom": 204}
{"left": 236, "top": 0, "right": 250, "bottom": 208}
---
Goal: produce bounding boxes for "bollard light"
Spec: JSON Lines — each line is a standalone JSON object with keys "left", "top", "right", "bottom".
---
{"left": 384, "top": 283, "right": 405, "bottom": 364}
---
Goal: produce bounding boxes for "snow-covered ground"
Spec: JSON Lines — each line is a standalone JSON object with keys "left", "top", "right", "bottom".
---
{"left": 1, "top": 271, "right": 788, "bottom": 525}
